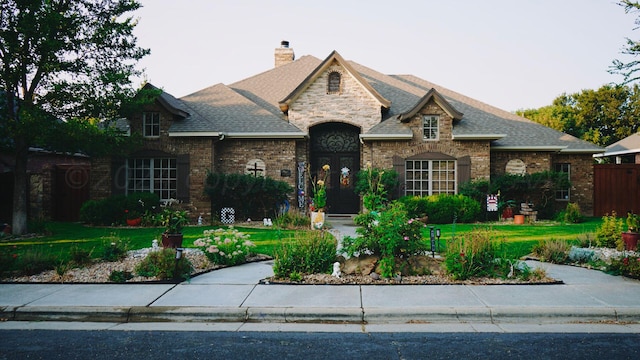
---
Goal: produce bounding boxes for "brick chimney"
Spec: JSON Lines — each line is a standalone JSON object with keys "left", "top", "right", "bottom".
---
{"left": 274, "top": 40, "right": 295, "bottom": 67}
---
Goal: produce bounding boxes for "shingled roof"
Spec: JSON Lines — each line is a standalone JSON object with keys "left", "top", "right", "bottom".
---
{"left": 152, "top": 50, "right": 603, "bottom": 153}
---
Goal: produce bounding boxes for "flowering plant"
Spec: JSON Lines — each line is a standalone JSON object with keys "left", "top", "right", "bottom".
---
{"left": 124, "top": 209, "right": 141, "bottom": 220}
{"left": 160, "top": 199, "right": 189, "bottom": 234}
{"left": 193, "top": 227, "right": 255, "bottom": 266}
{"left": 310, "top": 164, "right": 330, "bottom": 212}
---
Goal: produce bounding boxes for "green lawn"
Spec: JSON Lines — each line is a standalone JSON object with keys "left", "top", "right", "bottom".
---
{"left": 1, "top": 217, "right": 603, "bottom": 266}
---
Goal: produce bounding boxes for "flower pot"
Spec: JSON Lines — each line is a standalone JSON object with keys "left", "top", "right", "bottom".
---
{"left": 514, "top": 214, "right": 525, "bottom": 225}
{"left": 126, "top": 218, "right": 142, "bottom": 226}
{"left": 311, "top": 211, "right": 325, "bottom": 230}
{"left": 162, "top": 233, "right": 183, "bottom": 248}
{"left": 621, "top": 232, "right": 639, "bottom": 251}
{"left": 502, "top": 207, "right": 514, "bottom": 220}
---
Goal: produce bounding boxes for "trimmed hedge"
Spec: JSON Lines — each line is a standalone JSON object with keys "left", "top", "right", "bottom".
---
{"left": 398, "top": 194, "right": 481, "bottom": 224}
{"left": 79, "top": 192, "right": 160, "bottom": 226}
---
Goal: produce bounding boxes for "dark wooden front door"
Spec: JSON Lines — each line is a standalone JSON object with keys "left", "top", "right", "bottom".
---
{"left": 54, "top": 165, "right": 90, "bottom": 221}
{"left": 310, "top": 123, "right": 360, "bottom": 214}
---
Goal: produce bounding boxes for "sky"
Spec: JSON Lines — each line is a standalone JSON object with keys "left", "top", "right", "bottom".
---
{"left": 131, "top": 0, "right": 637, "bottom": 112}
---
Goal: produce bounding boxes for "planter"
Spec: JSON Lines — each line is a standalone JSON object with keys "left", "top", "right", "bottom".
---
{"left": 311, "top": 211, "right": 325, "bottom": 230}
{"left": 126, "top": 218, "right": 142, "bottom": 226}
{"left": 621, "top": 232, "right": 639, "bottom": 251}
{"left": 514, "top": 214, "right": 525, "bottom": 225}
{"left": 162, "top": 233, "right": 184, "bottom": 248}
{"left": 502, "top": 207, "right": 514, "bottom": 220}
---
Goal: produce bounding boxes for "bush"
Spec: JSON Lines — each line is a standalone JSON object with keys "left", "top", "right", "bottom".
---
{"left": 398, "top": 194, "right": 481, "bottom": 224}
{"left": 273, "top": 231, "right": 337, "bottom": 279}
{"left": 568, "top": 246, "right": 595, "bottom": 264}
{"left": 204, "top": 172, "right": 293, "bottom": 221}
{"left": 108, "top": 270, "right": 134, "bottom": 283}
{"left": 273, "top": 210, "right": 310, "bottom": 229}
{"left": 563, "top": 203, "right": 584, "bottom": 224}
{"left": 595, "top": 212, "right": 624, "bottom": 249}
{"left": 444, "top": 227, "right": 533, "bottom": 280}
{"left": 135, "top": 248, "right": 193, "bottom": 280}
{"left": 69, "top": 245, "right": 93, "bottom": 267}
{"left": 531, "top": 239, "right": 570, "bottom": 263}
{"left": 17, "top": 248, "right": 58, "bottom": 276}
{"left": 354, "top": 166, "right": 399, "bottom": 211}
{"left": 607, "top": 255, "right": 640, "bottom": 278}
{"left": 193, "top": 227, "right": 255, "bottom": 266}
{"left": 79, "top": 193, "right": 160, "bottom": 226}
{"left": 100, "top": 236, "right": 129, "bottom": 262}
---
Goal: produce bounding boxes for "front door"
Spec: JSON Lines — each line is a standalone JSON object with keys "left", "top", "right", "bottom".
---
{"left": 310, "top": 123, "right": 360, "bottom": 214}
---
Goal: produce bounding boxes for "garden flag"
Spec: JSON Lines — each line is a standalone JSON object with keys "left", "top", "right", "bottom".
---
{"left": 487, "top": 194, "right": 498, "bottom": 212}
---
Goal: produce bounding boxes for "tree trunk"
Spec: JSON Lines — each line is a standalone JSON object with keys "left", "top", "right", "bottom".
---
{"left": 12, "top": 142, "right": 29, "bottom": 235}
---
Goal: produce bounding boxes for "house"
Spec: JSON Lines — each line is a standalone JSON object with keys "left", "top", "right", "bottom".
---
{"left": 90, "top": 41, "right": 603, "bottom": 219}
{"left": 594, "top": 132, "right": 640, "bottom": 164}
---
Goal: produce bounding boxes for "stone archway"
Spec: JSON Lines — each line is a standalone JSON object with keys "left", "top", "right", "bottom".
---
{"left": 309, "top": 122, "right": 360, "bottom": 214}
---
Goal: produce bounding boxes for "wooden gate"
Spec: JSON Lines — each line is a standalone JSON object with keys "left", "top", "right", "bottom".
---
{"left": 54, "top": 165, "right": 90, "bottom": 221}
{"left": 593, "top": 164, "right": 640, "bottom": 217}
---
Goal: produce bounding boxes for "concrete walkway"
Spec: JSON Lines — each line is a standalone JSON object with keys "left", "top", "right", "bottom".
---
{"left": 1, "top": 216, "right": 640, "bottom": 327}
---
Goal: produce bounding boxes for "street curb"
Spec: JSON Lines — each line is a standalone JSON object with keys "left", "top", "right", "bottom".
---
{"left": 129, "top": 306, "right": 247, "bottom": 323}
{"left": 12, "top": 306, "right": 130, "bottom": 323}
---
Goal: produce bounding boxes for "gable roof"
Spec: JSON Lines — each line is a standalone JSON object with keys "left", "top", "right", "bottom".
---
{"left": 594, "top": 132, "right": 640, "bottom": 158}
{"left": 278, "top": 51, "right": 391, "bottom": 112}
{"left": 145, "top": 48, "right": 604, "bottom": 153}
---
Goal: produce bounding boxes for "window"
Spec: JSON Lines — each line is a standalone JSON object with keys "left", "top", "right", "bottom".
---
{"left": 423, "top": 115, "right": 439, "bottom": 140}
{"left": 327, "top": 72, "right": 341, "bottom": 93}
{"left": 554, "top": 163, "right": 570, "bottom": 200}
{"left": 405, "top": 159, "right": 456, "bottom": 196}
{"left": 127, "top": 158, "right": 177, "bottom": 200}
{"left": 143, "top": 112, "right": 160, "bottom": 137}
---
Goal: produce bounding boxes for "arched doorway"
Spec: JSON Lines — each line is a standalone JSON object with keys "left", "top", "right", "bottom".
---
{"left": 310, "top": 123, "right": 360, "bottom": 214}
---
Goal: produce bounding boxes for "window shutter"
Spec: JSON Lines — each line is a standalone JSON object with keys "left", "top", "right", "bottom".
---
{"left": 392, "top": 155, "right": 405, "bottom": 198}
{"left": 176, "top": 154, "right": 190, "bottom": 202}
{"left": 457, "top": 155, "right": 471, "bottom": 187}
{"left": 111, "top": 157, "right": 126, "bottom": 195}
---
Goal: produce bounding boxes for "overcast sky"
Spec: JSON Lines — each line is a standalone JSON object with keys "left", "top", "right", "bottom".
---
{"left": 132, "top": 0, "right": 636, "bottom": 112}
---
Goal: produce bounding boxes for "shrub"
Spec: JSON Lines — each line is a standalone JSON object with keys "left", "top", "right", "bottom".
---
{"left": 568, "top": 246, "right": 595, "bottom": 264}
{"left": 101, "top": 236, "right": 129, "bottom": 262}
{"left": 79, "top": 193, "right": 160, "bottom": 226}
{"left": 342, "top": 201, "right": 428, "bottom": 260}
{"left": 273, "top": 231, "right": 337, "bottom": 279}
{"left": 193, "top": 227, "right": 255, "bottom": 266}
{"left": 69, "top": 246, "right": 93, "bottom": 267}
{"left": 398, "top": 194, "right": 481, "bottom": 223}
{"left": 354, "top": 165, "right": 399, "bottom": 211}
{"left": 135, "top": 248, "right": 193, "bottom": 280}
{"left": 108, "top": 270, "right": 134, "bottom": 283}
{"left": 607, "top": 255, "right": 640, "bottom": 278}
{"left": 274, "top": 210, "right": 310, "bottom": 229}
{"left": 204, "top": 172, "right": 293, "bottom": 221}
{"left": 531, "top": 239, "right": 570, "bottom": 263}
{"left": 563, "top": 202, "right": 584, "bottom": 224}
{"left": 595, "top": 212, "right": 624, "bottom": 249}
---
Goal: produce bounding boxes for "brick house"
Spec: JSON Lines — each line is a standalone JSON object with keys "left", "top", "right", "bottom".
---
{"left": 91, "top": 41, "right": 603, "bottom": 218}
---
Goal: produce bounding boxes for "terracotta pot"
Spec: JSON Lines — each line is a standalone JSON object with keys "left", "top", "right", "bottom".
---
{"left": 514, "top": 214, "right": 525, "bottom": 225}
{"left": 162, "top": 233, "right": 184, "bottom": 248}
{"left": 621, "top": 232, "right": 639, "bottom": 251}
{"left": 126, "top": 218, "right": 142, "bottom": 226}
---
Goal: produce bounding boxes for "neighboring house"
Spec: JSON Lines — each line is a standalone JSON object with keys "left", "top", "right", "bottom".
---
{"left": 593, "top": 132, "right": 640, "bottom": 164}
{"left": 91, "top": 41, "right": 603, "bottom": 218}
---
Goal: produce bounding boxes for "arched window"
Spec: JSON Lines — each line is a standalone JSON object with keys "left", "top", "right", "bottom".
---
{"left": 327, "top": 72, "right": 341, "bottom": 93}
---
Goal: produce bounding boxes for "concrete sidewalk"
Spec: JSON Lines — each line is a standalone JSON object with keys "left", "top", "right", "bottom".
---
{"left": 1, "top": 217, "right": 640, "bottom": 326}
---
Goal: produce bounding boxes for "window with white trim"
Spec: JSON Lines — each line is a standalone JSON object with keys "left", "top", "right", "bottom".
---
{"left": 423, "top": 115, "right": 439, "bottom": 140}
{"left": 405, "top": 159, "right": 456, "bottom": 196}
{"left": 127, "top": 158, "right": 177, "bottom": 200}
{"left": 143, "top": 112, "right": 160, "bottom": 138}
{"left": 554, "top": 163, "right": 570, "bottom": 200}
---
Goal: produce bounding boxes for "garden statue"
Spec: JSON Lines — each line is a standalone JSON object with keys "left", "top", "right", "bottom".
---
{"left": 331, "top": 262, "right": 341, "bottom": 278}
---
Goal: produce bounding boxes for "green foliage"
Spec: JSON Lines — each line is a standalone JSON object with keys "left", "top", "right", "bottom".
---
{"left": 69, "top": 246, "right": 93, "bottom": 267}
{"left": 595, "top": 212, "right": 624, "bottom": 248}
{"left": 354, "top": 165, "right": 399, "bottom": 211}
{"left": 607, "top": 254, "right": 640, "bottom": 278}
{"left": 17, "top": 248, "right": 58, "bottom": 276}
{"left": 108, "top": 270, "right": 134, "bottom": 283}
{"left": 79, "top": 193, "right": 160, "bottom": 226}
{"left": 310, "top": 164, "right": 330, "bottom": 211}
{"left": 100, "top": 236, "right": 129, "bottom": 262}
{"left": 398, "top": 194, "right": 481, "bottom": 224}
{"left": 531, "top": 239, "right": 570, "bottom": 263}
{"left": 342, "top": 202, "right": 427, "bottom": 278}
{"left": 273, "top": 210, "right": 310, "bottom": 229}
{"left": 135, "top": 249, "right": 193, "bottom": 281}
{"left": 444, "top": 228, "right": 533, "bottom": 281}
{"left": 204, "top": 172, "right": 293, "bottom": 220}
{"left": 563, "top": 202, "right": 585, "bottom": 224}
{"left": 626, "top": 212, "right": 639, "bottom": 232}
{"left": 193, "top": 227, "right": 255, "bottom": 266}
{"left": 273, "top": 232, "right": 337, "bottom": 279}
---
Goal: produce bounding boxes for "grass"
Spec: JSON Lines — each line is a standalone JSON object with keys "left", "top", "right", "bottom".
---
{"left": 0, "top": 217, "right": 603, "bottom": 276}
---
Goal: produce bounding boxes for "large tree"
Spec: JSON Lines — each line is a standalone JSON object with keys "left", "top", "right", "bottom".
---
{"left": 0, "top": 0, "right": 149, "bottom": 234}
{"left": 518, "top": 85, "right": 640, "bottom": 147}
{"left": 610, "top": 0, "right": 640, "bottom": 84}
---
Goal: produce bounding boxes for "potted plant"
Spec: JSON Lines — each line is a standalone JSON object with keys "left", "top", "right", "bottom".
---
{"left": 622, "top": 212, "right": 639, "bottom": 251}
{"left": 309, "top": 164, "right": 329, "bottom": 229}
{"left": 499, "top": 199, "right": 516, "bottom": 220}
{"left": 125, "top": 209, "right": 142, "bottom": 226}
{"left": 160, "top": 200, "right": 190, "bottom": 248}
